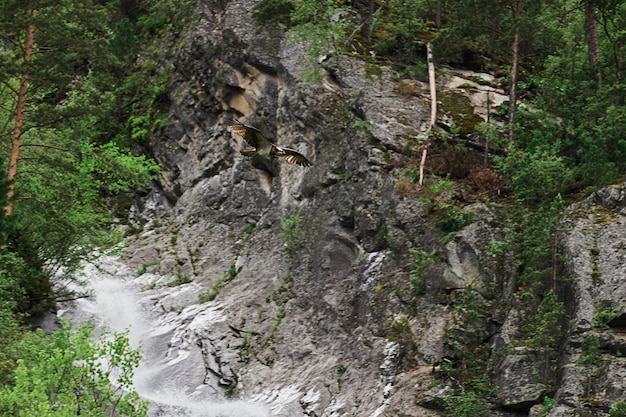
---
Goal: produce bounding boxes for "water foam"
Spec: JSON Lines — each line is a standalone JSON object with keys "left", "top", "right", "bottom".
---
{"left": 62, "top": 255, "right": 269, "bottom": 417}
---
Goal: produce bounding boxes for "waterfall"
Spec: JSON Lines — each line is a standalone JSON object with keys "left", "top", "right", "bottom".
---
{"left": 59, "top": 254, "right": 269, "bottom": 417}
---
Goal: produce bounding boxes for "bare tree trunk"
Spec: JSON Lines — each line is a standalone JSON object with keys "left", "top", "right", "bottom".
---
{"left": 508, "top": 1, "right": 521, "bottom": 142}
{"left": 419, "top": 40, "right": 437, "bottom": 186}
{"left": 5, "top": 9, "right": 36, "bottom": 219}
{"left": 584, "top": 1, "right": 601, "bottom": 84}
{"left": 427, "top": 41, "right": 437, "bottom": 130}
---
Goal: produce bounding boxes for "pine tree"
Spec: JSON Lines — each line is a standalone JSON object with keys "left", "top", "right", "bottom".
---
{"left": 0, "top": 0, "right": 158, "bottom": 312}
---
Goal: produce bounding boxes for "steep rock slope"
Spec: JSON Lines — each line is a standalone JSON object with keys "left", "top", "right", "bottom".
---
{"left": 120, "top": 1, "right": 626, "bottom": 416}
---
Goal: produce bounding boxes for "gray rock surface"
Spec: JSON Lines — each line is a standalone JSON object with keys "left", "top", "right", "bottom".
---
{"left": 114, "top": 1, "right": 626, "bottom": 416}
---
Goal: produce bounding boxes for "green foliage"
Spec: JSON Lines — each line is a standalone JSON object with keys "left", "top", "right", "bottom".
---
{"left": 135, "top": 0, "right": 196, "bottom": 38}
{"left": 375, "top": 224, "right": 394, "bottom": 247}
{"left": 443, "top": 385, "right": 491, "bottom": 417}
{"left": 610, "top": 401, "right": 626, "bottom": 417}
{"left": 237, "top": 332, "right": 254, "bottom": 364}
{"left": 270, "top": 304, "right": 287, "bottom": 339}
{"left": 579, "top": 334, "right": 603, "bottom": 366}
{"left": 475, "top": 121, "right": 506, "bottom": 150}
{"left": 537, "top": 396, "right": 554, "bottom": 417}
{"left": 408, "top": 248, "right": 432, "bottom": 295}
{"left": 593, "top": 306, "right": 618, "bottom": 330}
{"left": 138, "top": 260, "right": 160, "bottom": 276}
{"left": 243, "top": 220, "right": 257, "bottom": 235}
{"left": 0, "top": 258, "right": 23, "bottom": 386}
{"left": 436, "top": 203, "right": 474, "bottom": 235}
{"left": 445, "top": 285, "right": 492, "bottom": 386}
{"left": 264, "top": 274, "right": 294, "bottom": 346}
{"left": 286, "top": 0, "right": 354, "bottom": 80}
{"left": 89, "top": 142, "right": 161, "bottom": 194}
{"left": 199, "top": 265, "right": 238, "bottom": 303}
{"left": 0, "top": 0, "right": 170, "bottom": 317}
{"left": 523, "top": 290, "right": 567, "bottom": 353}
{"left": 0, "top": 321, "right": 147, "bottom": 416}
{"left": 486, "top": 240, "right": 508, "bottom": 258}
{"left": 495, "top": 147, "right": 571, "bottom": 204}
{"left": 369, "top": 0, "right": 432, "bottom": 61}
{"left": 400, "top": 166, "right": 421, "bottom": 183}
{"left": 198, "top": 287, "right": 220, "bottom": 303}
{"left": 387, "top": 315, "right": 414, "bottom": 345}
{"left": 280, "top": 214, "right": 305, "bottom": 252}
{"left": 508, "top": 195, "right": 566, "bottom": 290}
{"left": 252, "top": 0, "right": 295, "bottom": 25}
{"left": 415, "top": 175, "right": 472, "bottom": 239}
{"left": 354, "top": 119, "right": 372, "bottom": 131}
{"left": 166, "top": 274, "right": 192, "bottom": 287}
{"left": 224, "top": 381, "right": 237, "bottom": 397}
{"left": 428, "top": 175, "right": 455, "bottom": 194}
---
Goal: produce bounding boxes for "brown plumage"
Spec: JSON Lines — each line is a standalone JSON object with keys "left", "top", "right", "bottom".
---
{"left": 228, "top": 120, "right": 312, "bottom": 167}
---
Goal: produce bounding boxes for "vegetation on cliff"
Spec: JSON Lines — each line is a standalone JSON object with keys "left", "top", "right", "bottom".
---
{"left": 1, "top": 0, "right": 625, "bottom": 415}
{"left": 0, "top": 0, "right": 193, "bottom": 414}
{"left": 252, "top": 0, "right": 625, "bottom": 413}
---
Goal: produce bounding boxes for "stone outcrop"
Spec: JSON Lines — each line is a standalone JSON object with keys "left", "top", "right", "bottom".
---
{"left": 116, "top": 1, "right": 626, "bottom": 416}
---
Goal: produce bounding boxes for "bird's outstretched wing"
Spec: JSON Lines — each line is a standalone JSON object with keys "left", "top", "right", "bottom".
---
{"left": 228, "top": 119, "right": 312, "bottom": 167}
{"left": 228, "top": 120, "right": 268, "bottom": 150}
{"left": 276, "top": 146, "right": 312, "bottom": 167}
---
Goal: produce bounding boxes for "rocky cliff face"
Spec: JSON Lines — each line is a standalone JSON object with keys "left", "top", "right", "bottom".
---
{"left": 119, "top": 1, "right": 626, "bottom": 416}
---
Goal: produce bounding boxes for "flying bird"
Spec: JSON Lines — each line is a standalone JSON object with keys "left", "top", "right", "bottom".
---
{"left": 229, "top": 120, "right": 312, "bottom": 167}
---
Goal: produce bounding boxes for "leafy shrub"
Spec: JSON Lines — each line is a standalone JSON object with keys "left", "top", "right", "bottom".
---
{"left": 495, "top": 147, "right": 571, "bottom": 204}
{"left": 537, "top": 396, "right": 553, "bottom": 417}
{"left": 437, "top": 203, "right": 474, "bottom": 234}
{"left": 243, "top": 220, "right": 257, "bottom": 235}
{"left": 610, "top": 401, "right": 626, "bottom": 417}
{"left": 387, "top": 315, "right": 414, "bottom": 344}
{"left": 252, "top": 0, "right": 295, "bottom": 25}
{"left": 199, "top": 287, "right": 220, "bottom": 303}
{"left": 166, "top": 273, "right": 192, "bottom": 287}
{"left": 375, "top": 224, "right": 394, "bottom": 247}
{"left": 400, "top": 166, "right": 421, "bottom": 184}
{"left": 579, "top": 334, "right": 603, "bottom": 366}
{"left": 199, "top": 265, "right": 238, "bottom": 303}
{"left": 0, "top": 322, "right": 147, "bottom": 416}
{"left": 445, "top": 286, "right": 492, "bottom": 384}
{"left": 0, "top": 302, "right": 21, "bottom": 386}
{"left": 509, "top": 194, "right": 566, "bottom": 289}
{"left": 370, "top": 0, "right": 430, "bottom": 60}
{"left": 280, "top": 214, "right": 305, "bottom": 252}
{"left": 409, "top": 248, "right": 432, "bottom": 295}
{"left": 523, "top": 290, "right": 567, "bottom": 353}
{"left": 444, "top": 387, "right": 490, "bottom": 417}
{"left": 593, "top": 306, "right": 618, "bottom": 330}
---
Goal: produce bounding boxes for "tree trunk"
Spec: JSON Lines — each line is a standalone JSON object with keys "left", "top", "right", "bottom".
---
{"left": 427, "top": 41, "right": 437, "bottom": 130}
{"left": 508, "top": 0, "right": 521, "bottom": 142}
{"left": 5, "top": 9, "right": 36, "bottom": 219}
{"left": 584, "top": 1, "right": 601, "bottom": 84}
{"left": 419, "top": 40, "right": 437, "bottom": 186}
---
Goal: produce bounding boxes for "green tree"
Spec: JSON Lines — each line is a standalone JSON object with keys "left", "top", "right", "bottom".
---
{"left": 444, "top": 386, "right": 491, "bottom": 417}
{"left": 0, "top": 254, "right": 24, "bottom": 386}
{"left": 0, "top": 321, "right": 148, "bottom": 416}
{"left": 0, "top": 0, "right": 160, "bottom": 313}
{"left": 610, "top": 401, "right": 626, "bottom": 417}
{"left": 523, "top": 290, "right": 567, "bottom": 363}
{"left": 280, "top": 214, "right": 305, "bottom": 252}
{"left": 288, "top": 0, "right": 354, "bottom": 80}
{"left": 446, "top": 285, "right": 492, "bottom": 382}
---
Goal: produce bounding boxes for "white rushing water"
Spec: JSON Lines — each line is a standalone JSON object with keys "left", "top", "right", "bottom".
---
{"left": 59, "top": 254, "right": 269, "bottom": 417}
